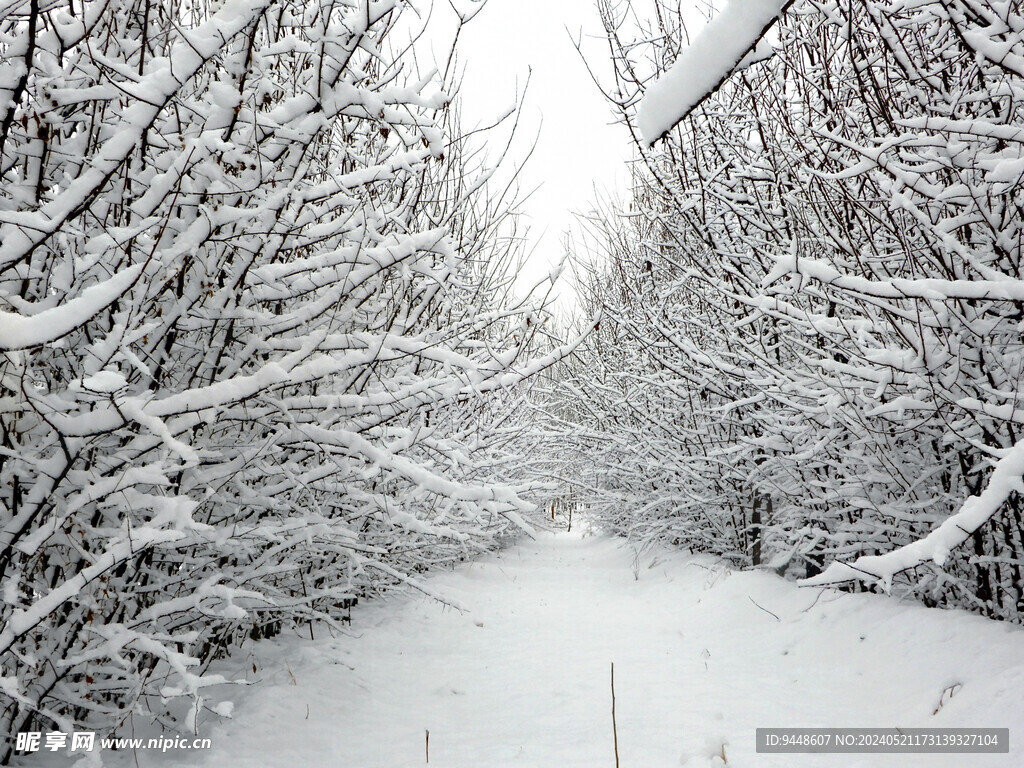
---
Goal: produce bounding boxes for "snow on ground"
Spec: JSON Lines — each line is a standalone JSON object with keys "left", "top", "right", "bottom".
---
{"left": 23, "top": 526, "right": 1024, "bottom": 767}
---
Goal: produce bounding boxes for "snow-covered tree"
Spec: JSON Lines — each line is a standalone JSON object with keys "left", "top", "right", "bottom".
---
{"left": 0, "top": 0, "right": 574, "bottom": 753}
{"left": 568, "top": 0, "right": 1024, "bottom": 620}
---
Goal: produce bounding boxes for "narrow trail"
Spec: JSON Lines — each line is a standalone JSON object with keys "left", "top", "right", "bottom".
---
{"left": 71, "top": 530, "right": 1024, "bottom": 768}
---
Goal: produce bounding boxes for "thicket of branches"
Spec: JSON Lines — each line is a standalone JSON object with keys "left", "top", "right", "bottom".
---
{"left": 565, "top": 0, "right": 1024, "bottom": 621}
{"left": 0, "top": 0, "right": 572, "bottom": 754}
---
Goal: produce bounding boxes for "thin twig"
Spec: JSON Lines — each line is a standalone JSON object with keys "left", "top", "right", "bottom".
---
{"left": 748, "top": 595, "right": 781, "bottom": 621}
{"left": 800, "top": 587, "right": 828, "bottom": 614}
{"left": 610, "top": 662, "right": 620, "bottom": 768}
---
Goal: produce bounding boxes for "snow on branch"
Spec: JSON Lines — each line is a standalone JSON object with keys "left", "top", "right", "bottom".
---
{"left": 0, "top": 265, "right": 142, "bottom": 351}
{"left": 636, "top": 0, "right": 789, "bottom": 145}
{"left": 0, "top": 0, "right": 274, "bottom": 270}
{"left": 802, "top": 439, "right": 1024, "bottom": 590}
{"left": 762, "top": 252, "right": 1024, "bottom": 301}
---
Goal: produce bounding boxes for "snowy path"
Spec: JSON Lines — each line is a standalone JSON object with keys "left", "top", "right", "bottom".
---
{"left": 56, "top": 530, "right": 1024, "bottom": 768}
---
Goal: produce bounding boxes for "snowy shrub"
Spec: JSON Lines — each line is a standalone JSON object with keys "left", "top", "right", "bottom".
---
{"left": 569, "top": 0, "right": 1024, "bottom": 621}
{"left": 0, "top": 0, "right": 572, "bottom": 754}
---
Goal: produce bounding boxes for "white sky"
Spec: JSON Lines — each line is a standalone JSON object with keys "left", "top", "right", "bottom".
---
{"left": 431, "top": 0, "right": 635, "bottom": 314}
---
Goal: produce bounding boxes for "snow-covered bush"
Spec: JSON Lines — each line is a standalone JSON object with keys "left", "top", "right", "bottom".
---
{"left": 0, "top": 0, "right": 572, "bottom": 754}
{"left": 570, "top": 0, "right": 1024, "bottom": 620}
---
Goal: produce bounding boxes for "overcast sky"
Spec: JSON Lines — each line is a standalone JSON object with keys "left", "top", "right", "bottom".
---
{"left": 432, "top": 0, "right": 635, "bottom": 312}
